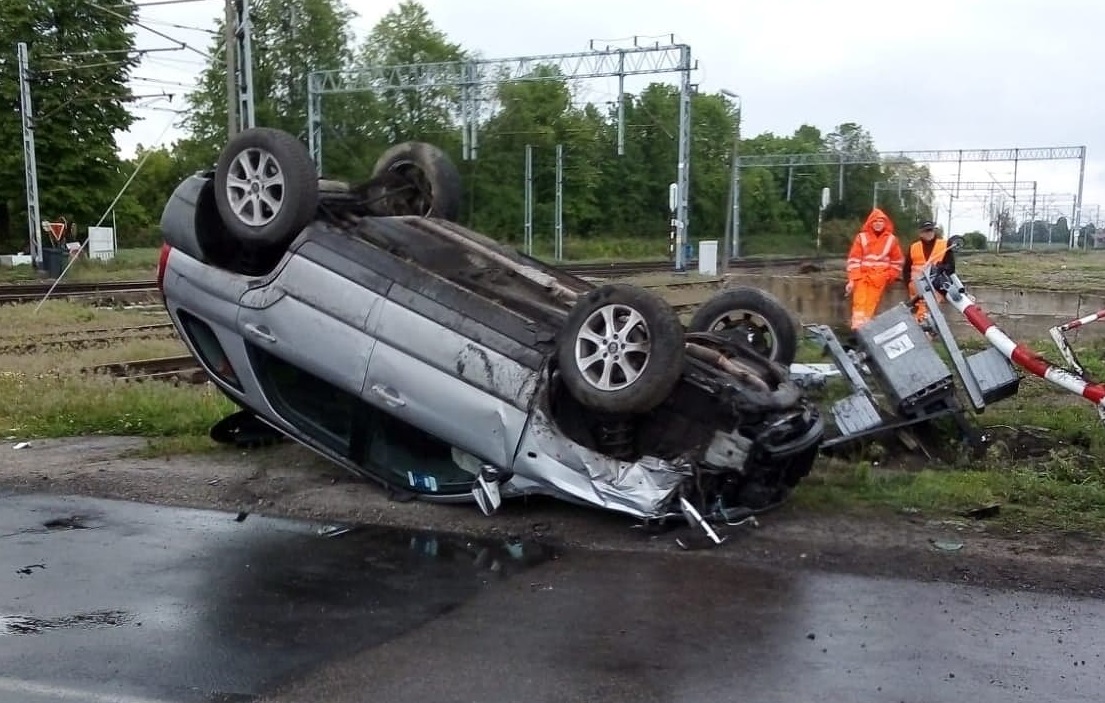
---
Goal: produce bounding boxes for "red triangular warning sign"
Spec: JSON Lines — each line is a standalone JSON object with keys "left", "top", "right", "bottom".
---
{"left": 48, "top": 222, "right": 65, "bottom": 243}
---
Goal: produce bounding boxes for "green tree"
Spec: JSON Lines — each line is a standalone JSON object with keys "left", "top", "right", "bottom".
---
{"left": 0, "top": 0, "right": 140, "bottom": 250}
{"left": 182, "top": 0, "right": 359, "bottom": 167}
{"left": 824, "top": 122, "right": 881, "bottom": 221}
{"left": 352, "top": 1, "right": 468, "bottom": 153}
{"left": 115, "top": 143, "right": 207, "bottom": 238}
{"left": 468, "top": 67, "right": 574, "bottom": 238}
{"left": 962, "top": 231, "right": 988, "bottom": 249}
{"left": 875, "top": 160, "right": 935, "bottom": 233}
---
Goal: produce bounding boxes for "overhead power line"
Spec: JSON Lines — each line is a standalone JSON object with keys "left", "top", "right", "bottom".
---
{"left": 131, "top": 75, "right": 199, "bottom": 88}
{"left": 42, "top": 46, "right": 184, "bottom": 59}
{"left": 139, "top": 17, "right": 218, "bottom": 34}
{"left": 88, "top": 1, "right": 211, "bottom": 59}
{"left": 116, "top": 0, "right": 212, "bottom": 7}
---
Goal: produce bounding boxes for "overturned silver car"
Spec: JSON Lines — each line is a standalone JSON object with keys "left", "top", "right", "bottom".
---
{"left": 156, "top": 127, "right": 824, "bottom": 526}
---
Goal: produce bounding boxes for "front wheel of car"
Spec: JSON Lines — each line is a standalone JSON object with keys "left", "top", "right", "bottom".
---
{"left": 213, "top": 127, "right": 319, "bottom": 249}
{"left": 687, "top": 287, "right": 799, "bottom": 366}
{"left": 557, "top": 284, "right": 685, "bottom": 415}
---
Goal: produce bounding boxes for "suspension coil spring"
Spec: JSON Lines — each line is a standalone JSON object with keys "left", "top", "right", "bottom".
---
{"left": 595, "top": 418, "right": 635, "bottom": 460}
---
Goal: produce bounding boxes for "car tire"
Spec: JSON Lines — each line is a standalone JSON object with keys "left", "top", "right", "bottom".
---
{"left": 213, "top": 127, "right": 319, "bottom": 248}
{"left": 370, "top": 141, "right": 462, "bottom": 221}
{"left": 687, "top": 287, "right": 799, "bottom": 366}
{"left": 557, "top": 283, "right": 685, "bottom": 415}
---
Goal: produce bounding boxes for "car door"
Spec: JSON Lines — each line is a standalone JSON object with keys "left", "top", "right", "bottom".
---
{"left": 363, "top": 284, "right": 539, "bottom": 472}
{"left": 236, "top": 251, "right": 385, "bottom": 441}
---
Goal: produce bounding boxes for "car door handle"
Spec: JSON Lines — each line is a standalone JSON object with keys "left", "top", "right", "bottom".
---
{"left": 370, "top": 384, "right": 406, "bottom": 408}
{"left": 244, "top": 323, "right": 276, "bottom": 343}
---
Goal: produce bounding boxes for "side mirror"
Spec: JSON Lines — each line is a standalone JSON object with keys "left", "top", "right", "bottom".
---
{"left": 947, "top": 234, "right": 965, "bottom": 250}
{"left": 471, "top": 464, "right": 508, "bottom": 516}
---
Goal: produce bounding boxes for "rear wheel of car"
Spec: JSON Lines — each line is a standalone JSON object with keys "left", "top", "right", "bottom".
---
{"left": 687, "top": 287, "right": 799, "bottom": 366}
{"left": 557, "top": 284, "right": 685, "bottom": 415}
{"left": 370, "top": 142, "right": 462, "bottom": 221}
{"left": 213, "top": 127, "right": 319, "bottom": 249}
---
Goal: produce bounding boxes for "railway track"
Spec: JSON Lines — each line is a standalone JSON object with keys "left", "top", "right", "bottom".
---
{"left": 563, "top": 255, "right": 823, "bottom": 276}
{"left": 0, "top": 323, "right": 178, "bottom": 354}
{"left": 0, "top": 256, "right": 823, "bottom": 305}
{"left": 84, "top": 354, "right": 207, "bottom": 384}
{"left": 0, "top": 280, "right": 161, "bottom": 304}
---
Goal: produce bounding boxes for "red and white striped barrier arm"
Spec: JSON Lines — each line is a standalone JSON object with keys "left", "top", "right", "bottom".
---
{"left": 944, "top": 288, "right": 1105, "bottom": 411}
{"left": 1054, "top": 309, "right": 1105, "bottom": 334}
{"left": 1048, "top": 309, "right": 1105, "bottom": 378}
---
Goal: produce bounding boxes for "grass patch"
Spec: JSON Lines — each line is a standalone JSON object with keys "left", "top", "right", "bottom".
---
{"left": 0, "top": 247, "right": 161, "bottom": 284}
{"left": 0, "top": 299, "right": 167, "bottom": 338}
{"left": 526, "top": 236, "right": 669, "bottom": 263}
{"left": 953, "top": 248, "right": 1105, "bottom": 292}
{"left": 794, "top": 451, "right": 1105, "bottom": 535}
{"left": 0, "top": 373, "right": 235, "bottom": 439}
{"left": 0, "top": 301, "right": 235, "bottom": 442}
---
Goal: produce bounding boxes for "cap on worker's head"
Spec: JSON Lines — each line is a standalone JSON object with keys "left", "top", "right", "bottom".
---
{"left": 919, "top": 220, "right": 936, "bottom": 231}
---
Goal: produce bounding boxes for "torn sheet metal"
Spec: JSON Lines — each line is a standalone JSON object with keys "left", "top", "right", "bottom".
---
{"left": 788, "top": 362, "right": 841, "bottom": 390}
{"left": 509, "top": 407, "right": 690, "bottom": 520}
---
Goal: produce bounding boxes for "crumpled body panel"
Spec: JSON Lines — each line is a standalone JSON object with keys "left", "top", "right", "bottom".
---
{"left": 506, "top": 405, "right": 692, "bottom": 519}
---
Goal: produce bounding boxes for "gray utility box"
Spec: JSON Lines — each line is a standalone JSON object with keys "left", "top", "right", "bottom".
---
{"left": 965, "top": 346, "right": 1021, "bottom": 405}
{"left": 857, "top": 304, "right": 955, "bottom": 415}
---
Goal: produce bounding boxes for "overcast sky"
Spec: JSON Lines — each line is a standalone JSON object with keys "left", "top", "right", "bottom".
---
{"left": 121, "top": 0, "right": 1105, "bottom": 239}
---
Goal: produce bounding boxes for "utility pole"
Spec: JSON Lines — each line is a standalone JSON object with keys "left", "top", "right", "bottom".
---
{"left": 554, "top": 144, "right": 564, "bottom": 261}
{"left": 224, "top": 0, "right": 238, "bottom": 137}
{"left": 524, "top": 145, "right": 533, "bottom": 255}
{"left": 720, "top": 90, "right": 740, "bottom": 263}
{"left": 235, "top": 0, "right": 255, "bottom": 131}
{"left": 17, "top": 42, "right": 43, "bottom": 269}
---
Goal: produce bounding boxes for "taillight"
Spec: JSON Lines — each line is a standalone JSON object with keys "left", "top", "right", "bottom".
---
{"left": 156, "top": 243, "right": 172, "bottom": 291}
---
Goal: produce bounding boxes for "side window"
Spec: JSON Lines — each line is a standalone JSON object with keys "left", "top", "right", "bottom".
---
{"left": 252, "top": 346, "right": 483, "bottom": 496}
{"left": 253, "top": 347, "right": 355, "bottom": 454}
{"left": 356, "top": 413, "right": 482, "bottom": 495}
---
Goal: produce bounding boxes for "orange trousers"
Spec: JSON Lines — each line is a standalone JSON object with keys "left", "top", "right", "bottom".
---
{"left": 850, "top": 279, "right": 888, "bottom": 330}
{"left": 908, "top": 281, "right": 946, "bottom": 324}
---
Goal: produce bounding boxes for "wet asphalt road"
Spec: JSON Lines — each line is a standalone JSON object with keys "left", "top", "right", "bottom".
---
{"left": 3, "top": 493, "right": 1105, "bottom": 703}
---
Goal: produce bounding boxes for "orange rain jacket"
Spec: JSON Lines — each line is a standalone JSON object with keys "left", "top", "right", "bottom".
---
{"left": 846, "top": 208, "right": 904, "bottom": 329}
{"left": 846, "top": 208, "right": 904, "bottom": 289}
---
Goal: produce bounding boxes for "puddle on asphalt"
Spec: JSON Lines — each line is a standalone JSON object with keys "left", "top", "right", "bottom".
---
{"left": 1, "top": 495, "right": 561, "bottom": 700}
{"left": 42, "top": 516, "right": 91, "bottom": 530}
{"left": 308, "top": 522, "right": 556, "bottom": 580}
{"left": 1, "top": 610, "right": 135, "bottom": 636}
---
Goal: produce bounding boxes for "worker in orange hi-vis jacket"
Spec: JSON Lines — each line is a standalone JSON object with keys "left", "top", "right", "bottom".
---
{"left": 844, "top": 207, "right": 904, "bottom": 330}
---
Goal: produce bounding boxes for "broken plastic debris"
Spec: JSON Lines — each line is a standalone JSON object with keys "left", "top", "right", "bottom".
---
{"left": 318, "top": 525, "right": 352, "bottom": 538}
{"left": 963, "top": 503, "right": 1001, "bottom": 520}
{"left": 930, "top": 539, "right": 964, "bottom": 552}
{"left": 13, "top": 442, "right": 30, "bottom": 450}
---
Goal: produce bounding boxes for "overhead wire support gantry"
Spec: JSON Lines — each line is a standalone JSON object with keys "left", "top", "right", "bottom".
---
{"left": 738, "top": 146, "right": 1089, "bottom": 246}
